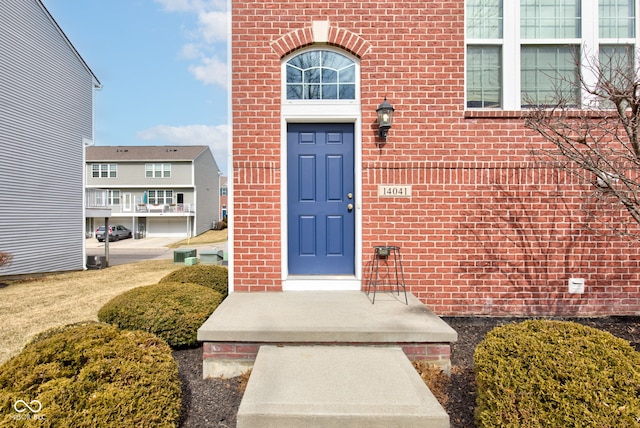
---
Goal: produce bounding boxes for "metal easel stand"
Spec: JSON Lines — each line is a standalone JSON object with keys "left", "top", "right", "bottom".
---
{"left": 366, "top": 245, "right": 408, "bottom": 305}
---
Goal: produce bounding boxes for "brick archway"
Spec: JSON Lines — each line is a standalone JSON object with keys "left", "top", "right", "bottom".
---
{"left": 271, "top": 22, "right": 371, "bottom": 59}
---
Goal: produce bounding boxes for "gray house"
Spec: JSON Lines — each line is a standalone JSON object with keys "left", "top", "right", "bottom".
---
{"left": 85, "top": 146, "right": 221, "bottom": 239}
{"left": 0, "top": 0, "right": 100, "bottom": 276}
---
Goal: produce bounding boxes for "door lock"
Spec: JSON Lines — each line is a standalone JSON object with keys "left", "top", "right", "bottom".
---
{"left": 347, "top": 193, "right": 353, "bottom": 199}
{"left": 347, "top": 203, "right": 354, "bottom": 211}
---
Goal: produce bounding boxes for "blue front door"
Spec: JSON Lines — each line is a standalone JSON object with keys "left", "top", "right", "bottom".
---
{"left": 288, "top": 123, "right": 355, "bottom": 274}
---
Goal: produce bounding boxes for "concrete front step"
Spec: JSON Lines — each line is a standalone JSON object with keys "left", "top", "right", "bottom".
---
{"left": 198, "top": 291, "right": 458, "bottom": 378}
{"left": 237, "top": 345, "right": 450, "bottom": 428}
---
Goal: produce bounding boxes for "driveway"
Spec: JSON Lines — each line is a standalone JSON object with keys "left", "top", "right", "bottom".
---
{"left": 85, "top": 238, "right": 227, "bottom": 267}
{"left": 86, "top": 237, "right": 182, "bottom": 250}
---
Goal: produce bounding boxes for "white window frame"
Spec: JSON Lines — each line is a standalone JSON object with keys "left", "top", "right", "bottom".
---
{"left": 282, "top": 46, "right": 361, "bottom": 107}
{"left": 92, "top": 163, "right": 117, "bottom": 178}
{"left": 145, "top": 163, "right": 171, "bottom": 178}
{"left": 284, "top": 48, "right": 358, "bottom": 101}
{"left": 465, "top": 0, "right": 640, "bottom": 110}
{"left": 108, "top": 190, "right": 120, "bottom": 206}
{"left": 147, "top": 189, "right": 174, "bottom": 205}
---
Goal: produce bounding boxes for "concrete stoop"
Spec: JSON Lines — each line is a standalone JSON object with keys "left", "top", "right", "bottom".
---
{"left": 237, "top": 346, "right": 450, "bottom": 428}
{"left": 198, "top": 292, "right": 458, "bottom": 378}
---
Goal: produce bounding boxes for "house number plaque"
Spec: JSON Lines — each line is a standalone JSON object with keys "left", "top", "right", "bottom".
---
{"left": 378, "top": 185, "right": 412, "bottom": 197}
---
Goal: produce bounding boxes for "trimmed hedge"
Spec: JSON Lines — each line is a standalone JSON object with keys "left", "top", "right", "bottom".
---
{"left": 0, "top": 322, "right": 181, "bottom": 427}
{"left": 98, "top": 282, "right": 223, "bottom": 348}
{"left": 475, "top": 320, "right": 640, "bottom": 427}
{"left": 159, "top": 264, "right": 228, "bottom": 298}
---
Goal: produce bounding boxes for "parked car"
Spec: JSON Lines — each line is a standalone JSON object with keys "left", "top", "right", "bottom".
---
{"left": 95, "top": 225, "right": 132, "bottom": 242}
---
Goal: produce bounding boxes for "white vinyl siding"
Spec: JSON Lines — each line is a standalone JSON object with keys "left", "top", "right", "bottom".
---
{"left": 0, "top": 0, "right": 96, "bottom": 275}
{"left": 86, "top": 162, "right": 193, "bottom": 187}
{"left": 193, "top": 150, "right": 220, "bottom": 235}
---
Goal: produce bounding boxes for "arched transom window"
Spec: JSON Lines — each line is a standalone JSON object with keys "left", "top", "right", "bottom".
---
{"left": 286, "top": 50, "right": 356, "bottom": 100}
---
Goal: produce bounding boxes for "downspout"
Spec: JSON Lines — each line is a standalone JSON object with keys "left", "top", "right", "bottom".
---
{"left": 226, "top": 0, "right": 234, "bottom": 293}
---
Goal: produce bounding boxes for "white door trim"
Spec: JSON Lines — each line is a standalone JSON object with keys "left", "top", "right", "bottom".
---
{"left": 280, "top": 103, "right": 362, "bottom": 291}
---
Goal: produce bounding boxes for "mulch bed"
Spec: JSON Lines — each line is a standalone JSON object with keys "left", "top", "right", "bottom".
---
{"left": 174, "top": 316, "right": 640, "bottom": 428}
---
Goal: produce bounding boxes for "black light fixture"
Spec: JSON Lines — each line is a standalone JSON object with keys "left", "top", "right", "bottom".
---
{"left": 376, "top": 97, "right": 395, "bottom": 140}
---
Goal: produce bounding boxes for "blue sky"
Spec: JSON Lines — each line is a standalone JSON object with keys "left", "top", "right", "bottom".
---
{"left": 41, "top": 0, "right": 229, "bottom": 175}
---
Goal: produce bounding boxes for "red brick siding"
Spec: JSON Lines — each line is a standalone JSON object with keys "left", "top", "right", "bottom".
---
{"left": 233, "top": 162, "right": 281, "bottom": 292}
{"left": 203, "top": 342, "right": 451, "bottom": 364}
{"left": 232, "top": 0, "right": 640, "bottom": 314}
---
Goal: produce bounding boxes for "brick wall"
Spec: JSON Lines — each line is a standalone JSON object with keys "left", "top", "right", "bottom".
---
{"left": 203, "top": 341, "right": 452, "bottom": 374}
{"left": 231, "top": 0, "right": 640, "bottom": 315}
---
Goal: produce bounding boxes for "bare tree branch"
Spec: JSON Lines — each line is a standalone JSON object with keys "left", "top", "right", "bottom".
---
{"left": 524, "top": 49, "right": 640, "bottom": 236}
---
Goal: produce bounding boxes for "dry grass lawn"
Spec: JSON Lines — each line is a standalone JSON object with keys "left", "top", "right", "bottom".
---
{"left": 0, "top": 229, "right": 228, "bottom": 364}
{"left": 0, "top": 259, "right": 180, "bottom": 364}
{"left": 168, "top": 229, "right": 228, "bottom": 248}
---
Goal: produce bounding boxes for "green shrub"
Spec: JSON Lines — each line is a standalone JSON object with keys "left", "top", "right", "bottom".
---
{"left": 98, "top": 282, "right": 223, "bottom": 348}
{"left": 159, "top": 264, "right": 228, "bottom": 298}
{"left": 475, "top": 320, "right": 640, "bottom": 427}
{"left": 0, "top": 322, "right": 181, "bottom": 427}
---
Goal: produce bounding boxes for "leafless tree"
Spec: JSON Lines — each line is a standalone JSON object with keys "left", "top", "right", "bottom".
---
{"left": 524, "top": 49, "right": 640, "bottom": 237}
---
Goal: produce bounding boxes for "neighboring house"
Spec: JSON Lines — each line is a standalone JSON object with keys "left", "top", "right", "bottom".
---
{"left": 85, "top": 146, "right": 220, "bottom": 239}
{"left": 0, "top": 0, "right": 100, "bottom": 276}
{"left": 219, "top": 176, "right": 228, "bottom": 221}
{"left": 230, "top": 0, "right": 640, "bottom": 316}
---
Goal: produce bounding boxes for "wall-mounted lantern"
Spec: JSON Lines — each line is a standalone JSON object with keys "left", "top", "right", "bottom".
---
{"left": 376, "top": 97, "right": 395, "bottom": 140}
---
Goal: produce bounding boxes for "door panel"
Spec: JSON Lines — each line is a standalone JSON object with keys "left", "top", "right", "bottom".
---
{"left": 326, "top": 215, "right": 344, "bottom": 255}
{"left": 123, "top": 193, "right": 133, "bottom": 212}
{"left": 299, "top": 216, "right": 317, "bottom": 255}
{"left": 288, "top": 123, "right": 355, "bottom": 274}
{"left": 326, "top": 156, "right": 343, "bottom": 200}
{"left": 299, "top": 156, "right": 316, "bottom": 200}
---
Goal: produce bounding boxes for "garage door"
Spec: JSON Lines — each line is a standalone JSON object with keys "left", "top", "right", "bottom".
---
{"left": 147, "top": 218, "right": 189, "bottom": 238}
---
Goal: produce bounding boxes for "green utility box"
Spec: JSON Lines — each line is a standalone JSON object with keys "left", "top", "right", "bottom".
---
{"left": 173, "top": 249, "right": 196, "bottom": 264}
{"left": 200, "top": 250, "right": 224, "bottom": 265}
{"left": 184, "top": 257, "right": 198, "bottom": 266}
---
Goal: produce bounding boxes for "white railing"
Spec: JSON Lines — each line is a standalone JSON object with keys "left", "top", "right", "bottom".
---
{"left": 99, "top": 203, "right": 195, "bottom": 214}
{"left": 86, "top": 190, "right": 195, "bottom": 214}
{"left": 134, "top": 203, "right": 195, "bottom": 213}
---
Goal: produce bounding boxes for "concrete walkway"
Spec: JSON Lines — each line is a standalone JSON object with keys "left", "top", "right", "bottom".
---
{"left": 238, "top": 346, "right": 450, "bottom": 428}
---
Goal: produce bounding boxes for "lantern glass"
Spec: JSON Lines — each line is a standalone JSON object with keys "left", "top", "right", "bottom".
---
{"left": 376, "top": 98, "right": 394, "bottom": 128}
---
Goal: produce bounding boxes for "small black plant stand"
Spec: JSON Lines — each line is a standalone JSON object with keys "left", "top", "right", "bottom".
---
{"left": 367, "top": 246, "right": 408, "bottom": 304}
